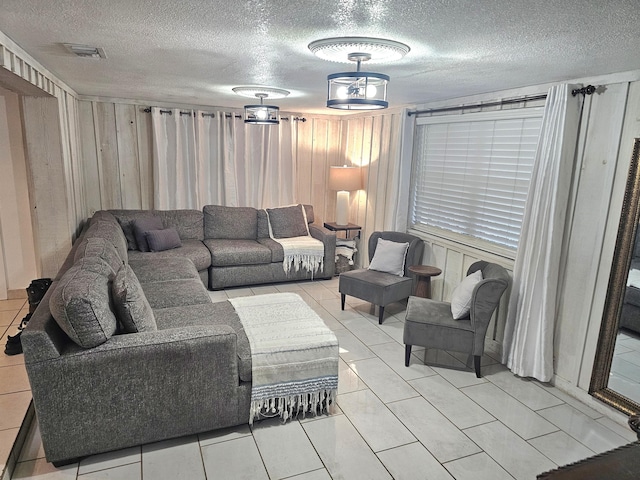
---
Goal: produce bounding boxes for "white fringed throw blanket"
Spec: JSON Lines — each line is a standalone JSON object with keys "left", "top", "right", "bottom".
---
{"left": 230, "top": 293, "right": 339, "bottom": 424}
{"left": 274, "top": 236, "right": 325, "bottom": 276}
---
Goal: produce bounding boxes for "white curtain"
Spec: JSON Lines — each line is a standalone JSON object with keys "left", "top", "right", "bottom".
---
{"left": 152, "top": 108, "right": 198, "bottom": 209}
{"left": 152, "top": 109, "right": 297, "bottom": 210}
{"left": 502, "top": 84, "right": 582, "bottom": 382}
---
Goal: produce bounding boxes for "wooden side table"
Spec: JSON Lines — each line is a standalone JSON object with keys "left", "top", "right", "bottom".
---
{"left": 409, "top": 265, "right": 442, "bottom": 299}
{"left": 323, "top": 222, "right": 361, "bottom": 239}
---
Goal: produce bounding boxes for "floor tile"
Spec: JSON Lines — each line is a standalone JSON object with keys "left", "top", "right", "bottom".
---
{"left": 141, "top": 436, "right": 205, "bottom": 480}
{"left": 201, "top": 435, "right": 268, "bottom": 480}
{"left": 369, "top": 342, "right": 436, "bottom": 381}
{"left": 250, "top": 285, "right": 279, "bottom": 295}
{"left": 307, "top": 305, "right": 345, "bottom": 332}
{"left": 480, "top": 364, "right": 564, "bottom": 411}
{"left": 223, "top": 287, "right": 254, "bottom": 298}
{"left": 318, "top": 298, "right": 364, "bottom": 321}
{"left": 538, "top": 404, "right": 628, "bottom": 453}
{"left": 462, "top": 383, "right": 557, "bottom": 439}
{"left": 0, "top": 332, "right": 26, "bottom": 367}
{"left": 252, "top": 419, "right": 323, "bottom": 479}
{"left": 302, "top": 415, "right": 391, "bottom": 480}
{"left": 1, "top": 427, "right": 19, "bottom": 472}
{"left": 337, "top": 359, "right": 368, "bottom": 395}
{"left": 18, "top": 420, "right": 45, "bottom": 462}
{"left": 12, "top": 458, "right": 78, "bottom": 479}
{"left": 596, "top": 415, "right": 638, "bottom": 442}
{"left": 334, "top": 329, "right": 376, "bottom": 362}
{"left": 465, "top": 421, "right": 556, "bottom": 480}
{"left": 535, "top": 384, "right": 602, "bottom": 419}
{"left": 274, "top": 283, "right": 303, "bottom": 292}
{"left": 410, "top": 375, "right": 495, "bottom": 429}
{"left": 349, "top": 358, "right": 418, "bottom": 403}
{"left": 0, "top": 310, "right": 20, "bottom": 327}
{"left": 449, "top": 351, "right": 499, "bottom": 367}
{"left": 285, "top": 469, "right": 332, "bottom": 480}
{"left": 443, "top": 452, "right": 513, "bottom": 480}
{"left": 198, "top": 424, "right": 251, "bottom": 447}
{"left": 375, "top": 319, "right": 406, "bottom": 345}
{"left": 0, "top": 300, "right": 27, "bottom": 312}
{"left": 0, "top": 364, "right": 30, "bottom": 394}
{"left": 207, "top": 290, "right": 227, "bottom": 303}
{"left": 78, "top": 447, "right": 141, "bottom": 475}
{"left": 528, "top": 431, "right": 594, "bottom": 466}
{"left": 80, "top": 462, "right": 141, "bottom": 479}
{"left": 0, "top": 391, "right": 31, "bottom": 430}
{"left": 340, "top": 318, "right": 395, "bottom": 346}
{"left": 388, "top": 396, "right": 481, "bottom": 463}
{"left": 337, "top": 389, "right": 415, "bottom": 452}
{"left": 376, "top": 442, "right": 454, "bottom": 480}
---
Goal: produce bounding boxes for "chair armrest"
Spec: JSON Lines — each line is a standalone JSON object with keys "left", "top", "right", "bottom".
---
{"left": 309, "top": 224, "right": 336, "bottom": 277}
{"left": 470, "top": 278, "right": 508, "bottom": 332}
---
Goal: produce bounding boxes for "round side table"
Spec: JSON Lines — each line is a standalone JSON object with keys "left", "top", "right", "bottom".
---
{"left": 409, "top": 265, "right": 442, "bottom": 298}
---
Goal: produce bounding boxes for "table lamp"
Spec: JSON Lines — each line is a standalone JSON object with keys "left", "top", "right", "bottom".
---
{"left": 329, "top": 165, "right": 362, "bottom": 226}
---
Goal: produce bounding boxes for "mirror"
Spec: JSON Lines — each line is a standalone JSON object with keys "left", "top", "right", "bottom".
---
{"left": 590, "top": 137, "right": 640, "bottom": 415}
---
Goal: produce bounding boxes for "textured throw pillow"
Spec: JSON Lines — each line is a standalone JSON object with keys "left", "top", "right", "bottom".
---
{"left": 450, "top": 269, "right": 484, "bottom": 320}
{"left": 112, "top": 264, "right": 157, "bottom": 333}
{"left": 49, "top": 258, "right": 118, "bottom": 348}
{"left": 368, "top": 238, "right": 410, "bottom": 276}
{"left": 145, "top": 228, "right": 182, "bottom": 252}
{"left": 133, "top": 216, "right": 164, "bottom": 252}
{"left": 267, "top": 204, "right": 310, "bottom": 239}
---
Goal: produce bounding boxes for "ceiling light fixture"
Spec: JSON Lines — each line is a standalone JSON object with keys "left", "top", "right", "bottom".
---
{"left": 232, "top": 86, "right": 290, "bottom": 125}
{"left": 309, "top": 37, "right": 409, "bottom": 110}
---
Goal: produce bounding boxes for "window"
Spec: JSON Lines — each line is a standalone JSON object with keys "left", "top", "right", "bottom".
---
{"left": 410, "top": 108, "right": 544, "bottom": 250}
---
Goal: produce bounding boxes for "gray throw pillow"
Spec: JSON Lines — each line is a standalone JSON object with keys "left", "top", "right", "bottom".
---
{"left": 267, "top": 204, "right": 310, "bottom": 238}
{"left": 112, "top": 264, "right": 157, "bottom": 333}
{"left": 133, "top": 216, "right": 164, "bottom": 252}
{"left": 49, "top": 258, "right": 118, "bottom": 348}
{"left": 145, "top": 228, "right": 182, "bottom": 252}
{"left": 368, "top": 238, "right": 410, "bottom": 276}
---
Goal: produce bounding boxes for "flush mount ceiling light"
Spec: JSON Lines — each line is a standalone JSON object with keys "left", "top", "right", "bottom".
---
{"left": 233, "top": 87, "right": 290, "bottom": 125}
{"left": 309, "top": 37, "right": 409, "bottom": 110}
{"left": 63, "top": 43, "right": 107, "bottom": 59}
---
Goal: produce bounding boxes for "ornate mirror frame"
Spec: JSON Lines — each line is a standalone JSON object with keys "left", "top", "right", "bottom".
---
{"left": 590, "top": 138, "right": 640, "bottom": 415}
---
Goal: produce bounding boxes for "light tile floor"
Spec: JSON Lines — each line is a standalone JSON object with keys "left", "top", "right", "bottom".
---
{"left": 610, "top": 329, "right": 640, "bottom": 401}
{"left": 4, "top": 280, "right": 639, "bottom": 480}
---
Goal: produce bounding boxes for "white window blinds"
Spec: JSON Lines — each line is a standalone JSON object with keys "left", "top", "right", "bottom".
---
{"left": 410, "top": 108, "right": 544, "bottom": 250}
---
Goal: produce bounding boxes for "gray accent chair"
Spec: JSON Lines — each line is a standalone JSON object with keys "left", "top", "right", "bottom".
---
{"left": 339, "top": 231, "right": 425, "bottom": 324}
{"left": 403, "top": 261, "right": 509, "bottom": 377}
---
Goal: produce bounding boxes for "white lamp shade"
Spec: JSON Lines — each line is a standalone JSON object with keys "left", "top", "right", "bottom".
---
{"left": 329, "top": 166, "right": 361, "bottom": 191}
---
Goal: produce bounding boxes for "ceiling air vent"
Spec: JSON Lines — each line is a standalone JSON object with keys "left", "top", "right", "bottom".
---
{"left": 63, "top": 43, "right": 106, "bottom": 59}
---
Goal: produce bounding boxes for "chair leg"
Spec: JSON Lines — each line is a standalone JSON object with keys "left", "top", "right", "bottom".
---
{"left": 341, "top": 294, "right": 345, "bottom": 311}
{"left": 378, "top": 305, "right": 385, "bottom": 324}
{"left": 405, "top": 345, "right": 412, "bottom": 367}
{"left": 474, "top": 355, "right": 482, "bottom": 378}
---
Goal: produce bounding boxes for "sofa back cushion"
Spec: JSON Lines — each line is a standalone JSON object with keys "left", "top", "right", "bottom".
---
{"left": 74, "top": 237, "right": 124, "bottom": 276}
{"left": 112, "top": 264, "right": 157, "bottom": 333}
{"left": 84, "top": 219, "right": 128, "bottom": 263}
{"left": 203, "top": 205, "right": 257, "bottom": 239}
{"left": 49, "top": 258, "right": 118, "bottom": 348}
{"left": 158, "top": 210, "right": 204, "bottom": 241}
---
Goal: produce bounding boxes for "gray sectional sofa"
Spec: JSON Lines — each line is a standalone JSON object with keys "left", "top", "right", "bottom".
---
{"left": 21, "top": 204, "right": 335, "bottom": 465}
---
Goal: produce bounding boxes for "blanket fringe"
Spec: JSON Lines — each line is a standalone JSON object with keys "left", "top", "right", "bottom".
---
{"left": 249, "top": 388, "right": 337, "bottom": 424}
{"left": 283, "top": 254, "right": 324, "bottom": 277}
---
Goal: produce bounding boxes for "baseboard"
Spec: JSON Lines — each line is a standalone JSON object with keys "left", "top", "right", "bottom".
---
{"left": 6, "top": 289, "right": 27, "bottom": 300}
{"left": 1, "top": 401, "right": 34, "bottom": 480}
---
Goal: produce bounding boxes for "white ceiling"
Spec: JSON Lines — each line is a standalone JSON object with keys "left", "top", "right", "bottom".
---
{"left": 1, "top": 0, "right": 639, "bottom": 115}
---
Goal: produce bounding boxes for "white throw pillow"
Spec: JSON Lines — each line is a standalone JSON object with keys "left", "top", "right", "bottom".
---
{"left": 450, "top": 269, "right": 484, "bottom": 319}
{"left": 368, "top": 238, "right": 410, "bottom": 276}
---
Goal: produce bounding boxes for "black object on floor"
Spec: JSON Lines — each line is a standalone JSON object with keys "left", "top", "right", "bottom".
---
{"left": 3, "top": 277, "right": 52, "bottom": 356}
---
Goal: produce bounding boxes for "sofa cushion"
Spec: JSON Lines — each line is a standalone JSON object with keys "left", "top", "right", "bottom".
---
{"left": 257, "top": 238, "right": 285, "bottom": 263}
{"left": 141, "top": 278, "right": 211, "bottom": 309}
{"left": 84, "top": 219, "right": 128, "bottom": 263}
{"left": 158, "top": 210, "right": 204, "bottom": 241}
{"left": 204, "top": 239, "right": 272, "bottom": 266}
{"left": 129, "top": 257, "right": 200, "bottom": 283}
{"left": 146, "top": 228, "right": 182, "bottom": 252}
{"left": 134, "top": 216, "right": 164, "bottom": 252}
{"left": 154, "top": 301, "right": 252, "bottom": 382}
{"left": 128, "top": 239, "right": 212, "bottom": 271}
{"left": 49, "top": 258, "right": 118, "bottom": 348}
{"left": 266, "top": 204, "right": 310, "bottom": 238}
{"left": 108, "top": 210, "right": 156, "bottom": 251}
{"left": 203, "top": 205, "right": 257, "bottom": 240}
{"left": 90, "top": 210, "right": 120, "bottom": 226}
{"left": 112, "top": 264, "right": 157, "bottom": 333}
{"left": 74, "top": 237, "right": 124, "bottom": 276}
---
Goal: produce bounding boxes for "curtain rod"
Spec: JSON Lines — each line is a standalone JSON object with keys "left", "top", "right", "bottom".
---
{"left": 407, "top": 94, "right": 548, "bottom": 117}
{"left": 141, "top": 107, "right": 306, "bottom": 121}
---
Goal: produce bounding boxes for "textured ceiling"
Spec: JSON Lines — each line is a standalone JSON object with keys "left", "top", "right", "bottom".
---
{"left": 0, "top": 0, "right": 639, "bottom": 114}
